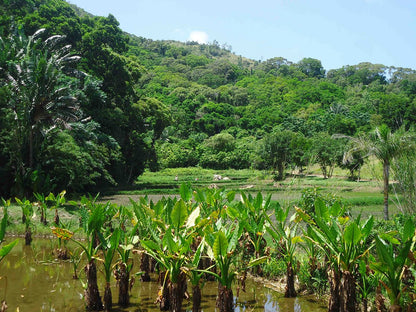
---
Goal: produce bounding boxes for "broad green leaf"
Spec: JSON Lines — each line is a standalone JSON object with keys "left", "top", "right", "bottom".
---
{"left": 375, "top": 236, "right": 393, "bottom": 268}
{"left": 141, "top": 240, "right": 161, "bottom": 253}
{"left": 153, "top": 201, "right": 164, "bottom": 217}
{"left": 264, "top": 194, "right": 272, "bottom": 211}
{"left": 226, "top": 205, "right": 239, "bottom": 220}
{"left": 294, "top": 206, "right": 314, "bottom": 224}
{"left": 108, "top": 229, "right": 121, "bottom": 250}
{"left": 247, "top": 256, "right": 268, "bottom": 268}
{"left": 329, "top": 201, "right": 342, "bottom": 217}
{"left": 171, "top": 200, "right": 188, "bottom": 230}
{"left": 255, "top": 192, "right": 263, "bottom": 211}
{"left": 370, "top": 261, "right": 386, "bottom": 275}
{"left": 0, "top": 239, "right": 18, "bottom": 258}
{"left": 179, "top": 183, "right": 192, "bottom": 202}
{"left": 162, "top": 226, "right": 178, "bottom": 253}
{"left": 380, "top": 233, "right": 400, "bottom": 245}
{"left": 315, "top": 198, "right": 329, "bottom": 221}
{"left": 213, "top": 231, "right": 228, "bottom": 259}
{"left": 401, "top": 218, "right": 415, "bottom": 242}
{"left": 344, "top": 223, "right": 361, "bottom": 245}
{"left": 226, "top": 191, "right": 236, "bottom": 202}
{"left": 275, "top": 206, "right": 285, "bottom": 223}
{"left": 186, "top": 206, "right": 200, "bottom": 229}
{"left": 228, "top": 223, "right": 242, "bottom": 253}
{"left": 240, "top": 192, "right": 248, "bottom": 205}
{"left": 192, "top": 237, "right": 205, "bottom": 267}
{"left": 266, "top": 225, "right": 281, "bottom": 242}
{"left": 361, "top": 216, "right": 374, "bottom": 237}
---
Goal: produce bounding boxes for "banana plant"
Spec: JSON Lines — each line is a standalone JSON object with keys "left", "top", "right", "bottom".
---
{"left": 52, "top": 197, "right": 108, "bottom": 311}
{"left": 193, "top": 186, "right": 236, "bottom": 219}
{"left": 186, "top": 239, "right": 205, "bottom": 312}
{"left": 203, "top": 218, "right": 266, "bottom": 312}
{"left": 46, "top": 190, "right": 67, "bottom": 225}
{"left": 370, "top": 218, "right": 415, "bottom": 311}
{"left": 237, "top": 192, "right": 271, "bottom": 260}
{"left": 69, "top": 247, "right": 83, "bottom": 280}
{"left": 141, "top": 198, "right": 203, "bottom": 312}
{"left": 100, "top": 228, "right": 121, "bottom": 311}
{"left": 33, "top": 193, "right": 48, "bottom": 225}
{"left": 266, "top": 202, "right": 302, "bottom": 298}
{"left": 116, "top": 223, "right": 139, "bottom": 308}
{"left": 296, "top": 198, "right": 374, "bottom": 312}
{"left": 130, "top": 197, "right": 154, "bottom": 282}
{"left": 15, "top": 197, "right": 33, "bottom": 245}
{"left": 357, "top": 257, "right": 378, "bottom": 312}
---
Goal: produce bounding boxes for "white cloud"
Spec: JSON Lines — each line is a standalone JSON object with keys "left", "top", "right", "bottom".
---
{"left": 363, "top": 0, "right": 383, "bottom": 4}
{"left": 188, "top": 31, "right": 209, "bottom": 44}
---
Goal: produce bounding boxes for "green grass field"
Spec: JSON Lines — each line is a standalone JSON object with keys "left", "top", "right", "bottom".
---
{"left": 99, "top": 163, "right": 401, "bottom": 220}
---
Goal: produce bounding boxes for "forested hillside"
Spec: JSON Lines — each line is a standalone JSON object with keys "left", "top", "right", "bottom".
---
{"left": 1, "top": 0, "right": 416, "bottom": 197}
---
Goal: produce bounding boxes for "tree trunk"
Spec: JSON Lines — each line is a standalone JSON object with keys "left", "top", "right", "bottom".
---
{"left": 328, "top": 268, "right": 341, "bottom": 312}
{"left": 389, "top": 305, "right": 401, "bottom": 312}
{"left": 54, "top": 209, "right": 60, "bottom": 226}
{"left": 40, "top": 209, "right": 47, "bottom": 225}
{"left": 56, "top": 247, "right": 69, "bottom": 260}
{"left": 29, "top": 127, "right": 34, "bottom": 169}
{"left": 341, "top": 270, "right": 356, "bottom": 312}
{"left": 321, "top": 166, "right": 328, "bottom": 179}
{"left": 140, "top": 252, "right": 151, "bottom": 282}
{"left": 158, "top": 272, "right": 170, "bottom": 311}
{"left": 117, "top": 263, "right": 130, "bottom": 307}
{"left": 284, "top": 262, "right": 297, "bottom": 298}
{"left": 216, "top": 283, "right": 234, "bottom": 312}
{"left": 277, "top": 162, "right": 285, "bottom": 181}
{"left": 84, "top": 259, "right": 103, "bottom": 311}
{"left": 362, "top": 298, "right": 368, "bottom": 312}
{"left": 192, "top": 285, "right": 201, "bottom": 312}
{"left": 25, "top": 227, "right": 32, "bottom": 246}
{"left": 169, "top": 272, "right": 187, "bottom": 312}
{"left": 104, "top": 282, "right": 112, "bottom": 311}
{"left": 375, "top": 285, "right": 387, "bottom": 312}
{"left": 383, "top": 160, "right": 390, "bottom": 220}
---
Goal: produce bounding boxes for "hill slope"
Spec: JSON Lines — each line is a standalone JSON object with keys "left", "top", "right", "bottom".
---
{"left": 1, "top": 0, "right": 416, "bottom": 196}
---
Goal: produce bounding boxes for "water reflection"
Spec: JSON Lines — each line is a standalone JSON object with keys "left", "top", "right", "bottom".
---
{"left": 0, "top": 239, "right": 326, "bottom": 311}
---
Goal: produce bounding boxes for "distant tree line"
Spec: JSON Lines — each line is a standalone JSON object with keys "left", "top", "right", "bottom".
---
{"left": 2, "top": 0, "right": 416, "bottom": 206}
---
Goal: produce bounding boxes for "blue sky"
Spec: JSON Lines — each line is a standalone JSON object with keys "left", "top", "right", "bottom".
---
{"left": 67, "top": 0, "right": 416, "bottom": 71}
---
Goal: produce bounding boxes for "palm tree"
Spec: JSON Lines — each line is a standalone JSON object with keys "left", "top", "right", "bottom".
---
{"left": 0, "top": 28, "right": 82, "bottom": 194}
{"left": 340, "top": 125, "right": 415, "bottom": 220}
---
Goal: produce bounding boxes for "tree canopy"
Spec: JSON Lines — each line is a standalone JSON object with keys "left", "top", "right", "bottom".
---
{"left": 1, "top": 0, "right": 416, "bottom": 197}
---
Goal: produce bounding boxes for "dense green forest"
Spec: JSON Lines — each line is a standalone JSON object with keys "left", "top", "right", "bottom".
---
{"left": 2, "top": 0, "right": 416, "bottom": 197}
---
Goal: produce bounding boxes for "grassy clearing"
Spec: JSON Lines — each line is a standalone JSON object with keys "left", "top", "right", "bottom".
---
{"left": 3, "top": 159, "right": 400, "bottom": 237}
{"left": 98, "top": 164, "right": 400, "bottom": 220}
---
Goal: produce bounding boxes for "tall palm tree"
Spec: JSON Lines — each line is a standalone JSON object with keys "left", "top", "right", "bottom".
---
{"left": 0, "top": 28, "right": 82, "bottom": 193}
{"left": 342, "top": 125, "right": 415, "bottom": 220}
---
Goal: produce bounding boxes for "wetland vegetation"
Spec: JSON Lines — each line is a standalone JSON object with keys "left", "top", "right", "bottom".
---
{"left": 1, "top": 1, "right": 416, "bottom": 311}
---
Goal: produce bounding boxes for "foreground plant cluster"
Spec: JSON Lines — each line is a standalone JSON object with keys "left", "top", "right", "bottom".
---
{"left": 1, "top": 185, "right": 416, "bottom": 312}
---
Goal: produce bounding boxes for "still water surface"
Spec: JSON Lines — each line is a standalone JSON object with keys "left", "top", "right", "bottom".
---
{"left": 0, "top": 239, "right": 326, "bottom": 311}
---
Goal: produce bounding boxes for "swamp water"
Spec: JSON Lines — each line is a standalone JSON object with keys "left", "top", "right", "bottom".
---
{"left": 0, "top": 239, "right": 326, "bottom": 312}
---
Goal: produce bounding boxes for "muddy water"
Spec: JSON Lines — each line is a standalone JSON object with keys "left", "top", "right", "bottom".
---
{"left": 0, "top": 239, "right": 327, "bottom": 311}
